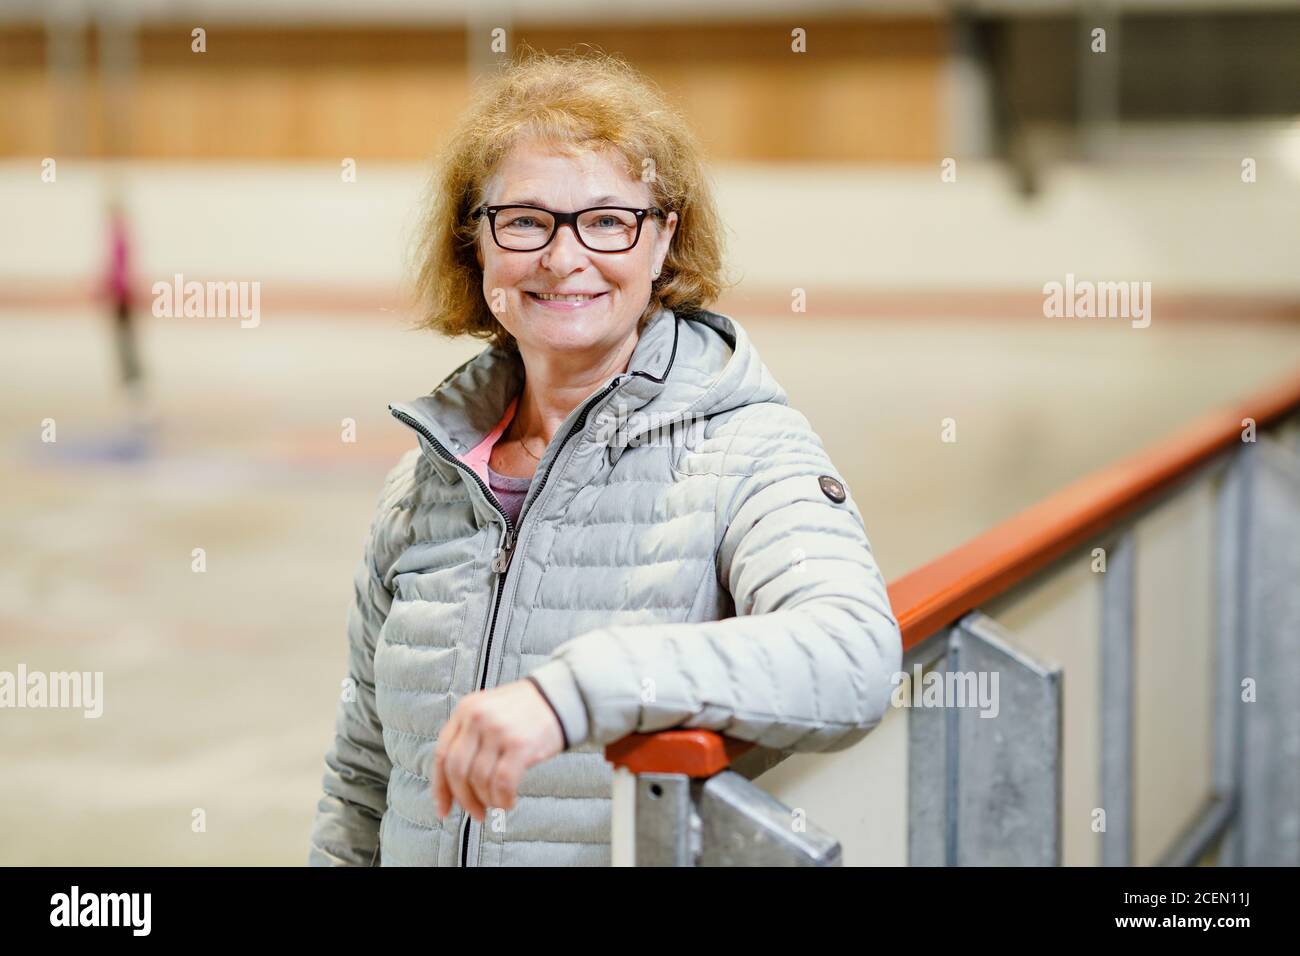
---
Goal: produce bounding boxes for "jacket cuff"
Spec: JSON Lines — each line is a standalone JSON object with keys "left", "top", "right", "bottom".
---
{"left": 526, "top": 660, "right": 590, "bottom": 751}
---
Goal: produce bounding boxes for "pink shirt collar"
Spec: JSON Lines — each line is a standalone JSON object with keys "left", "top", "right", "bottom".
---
{"left": 456, "top": 395, "right": 518, "bottom": 487}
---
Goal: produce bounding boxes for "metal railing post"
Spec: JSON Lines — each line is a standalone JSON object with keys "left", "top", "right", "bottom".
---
{"left": 1100, "top": 530, "right": 1136, "bottom": 866}
{"left": 909, "top": 612, "right": 1063, "bottom": 865}
{"left": 606, "top": 730, "right": 841, "bottom": 866}
{"left": 1236, "top": 437, "right": 1300, "bottom": 866}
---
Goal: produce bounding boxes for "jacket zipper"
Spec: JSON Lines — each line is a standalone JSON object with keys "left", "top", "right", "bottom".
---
{"left": 389, "top": 374, "right": 626, "bottom": 867}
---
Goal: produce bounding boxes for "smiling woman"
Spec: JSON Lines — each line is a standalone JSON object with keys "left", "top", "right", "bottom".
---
{"left": 411, "top": 47, "right": 725, "bottom": 348}
{"left": 308, "top": 45, "right": 902, "bottom": 867}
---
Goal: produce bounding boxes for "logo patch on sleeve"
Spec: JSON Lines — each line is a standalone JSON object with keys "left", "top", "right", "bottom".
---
{"left": 818, "top": 475, "right": 846, "bottom": 503}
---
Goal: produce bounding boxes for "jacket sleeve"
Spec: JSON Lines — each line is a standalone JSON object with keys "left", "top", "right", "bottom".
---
{"left": 308, "top": 485, "right": 398, "bottom": 866}
{"left": 527, "top": 404, "right": 903, "bottom": 753}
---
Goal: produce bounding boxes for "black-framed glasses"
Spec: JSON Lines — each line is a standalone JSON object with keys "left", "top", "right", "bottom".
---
{"left": 472, "top": 203, "right": 666, "bottom": 253}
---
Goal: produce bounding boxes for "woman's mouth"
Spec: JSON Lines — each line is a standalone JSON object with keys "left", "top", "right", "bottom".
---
{"left": 525, "top": 291, "right": 609, "bottom": 310}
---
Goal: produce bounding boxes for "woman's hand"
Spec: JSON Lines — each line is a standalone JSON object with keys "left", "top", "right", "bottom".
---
{"left": 433, "top": 679, "right": 565, "bottom": 823}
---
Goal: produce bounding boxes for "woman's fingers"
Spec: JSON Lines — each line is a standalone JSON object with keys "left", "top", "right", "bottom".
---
{"left": 434, "top": 715, "right": 481, "bottom": 821}
{"left": 489, "top": 747, "right": 528, "bottom": 811}
{"left": 443, "top": 723, "right": 486, "bottom": 821}
{"left": 466, "top": 738, "right": 504, "bottom": 820}
{"left": 432, "top": 683, "right": 561, "bottom": 821}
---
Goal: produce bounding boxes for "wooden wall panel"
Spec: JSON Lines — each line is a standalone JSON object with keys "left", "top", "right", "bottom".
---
{"left": 1, "top": 17, "right": 943, "bottom": 163}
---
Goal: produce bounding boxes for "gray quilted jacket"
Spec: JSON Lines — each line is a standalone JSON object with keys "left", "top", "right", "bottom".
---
{"left": 308, "top": 306, "right": 902, "bottom": 866}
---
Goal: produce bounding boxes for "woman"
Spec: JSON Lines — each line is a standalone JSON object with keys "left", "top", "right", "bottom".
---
{"left": 309, "top": 49, "right": 902, "bottom": 867}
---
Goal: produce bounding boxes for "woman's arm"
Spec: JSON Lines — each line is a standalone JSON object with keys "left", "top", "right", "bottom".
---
{"left": 527, "top": 403, "right": 903, "bottom": 753}
{"left": 308, "top": 484, "right": 400, "bottom": 866}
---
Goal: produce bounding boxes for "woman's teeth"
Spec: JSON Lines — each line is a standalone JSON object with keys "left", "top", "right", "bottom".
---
{"left": 532, "top": 292, "right": 602, "bottom": 302}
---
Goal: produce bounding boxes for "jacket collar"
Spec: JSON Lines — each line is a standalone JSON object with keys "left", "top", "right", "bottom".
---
{"left": 389, "top": 305, "right": 681, "bottom": 462}
{"left": 389, "top": 303, "right": 787, "bottom": 469}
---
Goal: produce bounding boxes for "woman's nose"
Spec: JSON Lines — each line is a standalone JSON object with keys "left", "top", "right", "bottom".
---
{"left": 541, "top": 222, "right": 589, "bottom": 273}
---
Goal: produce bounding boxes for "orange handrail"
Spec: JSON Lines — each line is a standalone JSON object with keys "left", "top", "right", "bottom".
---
{"left": 606, "top": 730, "right": 754, "bottom": 777}
{"left": 887, "top": 365, "right": 1300, "bottom": 651}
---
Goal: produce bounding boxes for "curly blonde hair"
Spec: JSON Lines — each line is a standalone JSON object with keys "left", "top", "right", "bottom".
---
{"left": 408, "top": 45, "right": 730, "bottom": 351}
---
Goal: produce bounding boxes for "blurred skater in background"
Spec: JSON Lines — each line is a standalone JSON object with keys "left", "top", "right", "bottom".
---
{"left": 100, "top": 189, "right": 154, "bottom": 456}
{"left": 105, "top": 194, "right": 142, "bottom": 395}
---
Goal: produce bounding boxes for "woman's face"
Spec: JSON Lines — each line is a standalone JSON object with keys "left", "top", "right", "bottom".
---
{"left": 476, "top": 141, "right": 678, "bottom": 362}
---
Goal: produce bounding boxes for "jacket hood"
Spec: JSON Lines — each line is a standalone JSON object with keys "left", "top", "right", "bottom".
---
{"left": 389, "top": 305, "right": 786, "bottom": 470}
